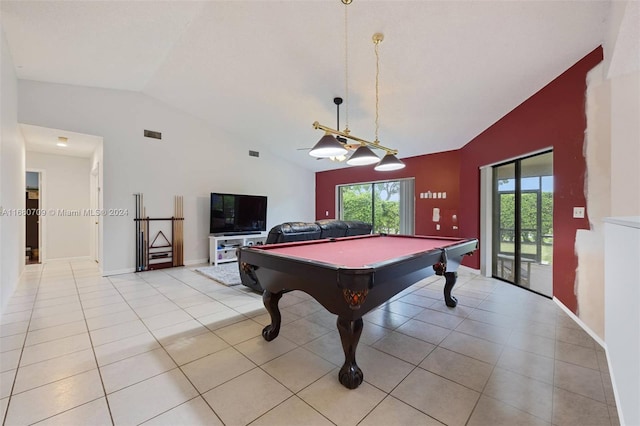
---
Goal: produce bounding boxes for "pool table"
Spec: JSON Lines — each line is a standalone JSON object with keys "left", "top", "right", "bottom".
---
{"left": 237, "top": 234, "right": 477, "bottom": 389}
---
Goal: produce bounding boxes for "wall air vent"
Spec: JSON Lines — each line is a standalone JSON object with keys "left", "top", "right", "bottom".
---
{"left": 249, "top": 150, "right": 260, "bottom": 158}
{"left": 144, "top": 130, "right": 162, "bottom": 140}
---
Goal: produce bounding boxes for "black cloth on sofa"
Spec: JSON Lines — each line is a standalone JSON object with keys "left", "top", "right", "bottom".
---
{"left": 344, "top": 220, "right": 374, "bottom": 236}
{"left": 316, "top": 219, "right": 349, "bottom": 239}
{"left": 266, "top": 222, "right": 322, "bottom": 244}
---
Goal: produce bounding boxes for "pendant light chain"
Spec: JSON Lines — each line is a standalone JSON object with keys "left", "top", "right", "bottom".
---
{"left": 374, "top": 38, "right": 380, "bottom": 143}
{"left": 309, "top": 3, "right": 404, "bottom": 171}
{"left": 344, "top": 2, "right": 350, "bottom": 133}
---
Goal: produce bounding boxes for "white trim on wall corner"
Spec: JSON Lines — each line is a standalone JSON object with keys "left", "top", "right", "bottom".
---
{"left": 554, "top": 293, "right": 626, "bottom": 425}
{"left": 552, "top": 296, "right": 625, "bottom": 421}
{"left": 102, "top": 267, "right": 136, "bottom": 276}
{"left": 552, "top": 296, "right": 605, "bottom": 348}
{"left": 603, "top": 342, "right": 625, "bottom": 426}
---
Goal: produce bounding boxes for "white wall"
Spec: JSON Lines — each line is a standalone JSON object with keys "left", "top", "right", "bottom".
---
{"left": 600, "top": 2, "right": 640, "bottom": 424}
{"left": 17, "top": 81, "right": 315, "bottom": 274}
{"left": 26, "top": 152, "right": 92, "bottom": 260}
{"left": 604, "top": 1, "right": 640, "bottom": 216}
{"left": 0, "top": 27, "right": 25, "bottom": 315}
{"left": 604, "top": 218, "right": 640, "bottom": 426}
{"left": 609, "top": 71, "right": 640, "bottom": 216}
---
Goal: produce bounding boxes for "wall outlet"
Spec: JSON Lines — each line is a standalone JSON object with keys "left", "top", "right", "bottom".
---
{"left": 573, "top": 207, "right": 585, "bottom": 219}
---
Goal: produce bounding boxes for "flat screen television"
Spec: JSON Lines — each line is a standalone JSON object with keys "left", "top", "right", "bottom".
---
{"left": 210, "top": 192, "right": 267, "bottom": 235}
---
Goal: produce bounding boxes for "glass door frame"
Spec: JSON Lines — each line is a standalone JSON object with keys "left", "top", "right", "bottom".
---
{"left": 478, "top": 146, "right": 553, "bottom": 298}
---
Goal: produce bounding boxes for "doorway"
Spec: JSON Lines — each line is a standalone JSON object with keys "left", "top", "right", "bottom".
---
{"left": 492, "top": 151, "right": 553, "bottom": 296}
{"left": 25, "top": 171, "right": 42, "bottom": 264}
{"left": 21, "top": 123, "right": 104, "bottom": 268}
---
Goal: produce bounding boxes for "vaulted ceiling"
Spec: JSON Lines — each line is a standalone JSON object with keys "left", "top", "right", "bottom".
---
{"left": 1, "top": 1, "right": 609, "bottom": 171}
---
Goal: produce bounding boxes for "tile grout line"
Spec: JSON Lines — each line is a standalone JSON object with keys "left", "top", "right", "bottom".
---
{"left": 68, "top": 263, "right": 116, "bottom": 426}
{"left": 106, "top": 269, "right": 229, "bottom": 424}
{"left": 137, "top": 267, "right": 341, "bottom": 424}
{"left": 147, "top": 269, "right": 307, "bottom": 424}
{"left": 2, "top": 264, "right": 44, "bottom": 425}
{"left": 381, "top": 273, "right": 494, "bottom": 426}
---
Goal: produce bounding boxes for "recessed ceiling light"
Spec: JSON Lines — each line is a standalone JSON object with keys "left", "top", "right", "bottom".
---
{"left": 57, "top": 136, "right": 68, "bottom": 147}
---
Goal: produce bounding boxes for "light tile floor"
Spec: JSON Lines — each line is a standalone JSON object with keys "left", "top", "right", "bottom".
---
{"left": 0, "top": 260, "right": 619, "bottom": 425}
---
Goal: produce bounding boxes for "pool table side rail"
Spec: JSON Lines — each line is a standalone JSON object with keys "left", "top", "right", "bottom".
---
{"left": 238, "top": 236, "right": 476, "bottom": 279}
{"left": 238, "top": 237, "right": 477, "bottom": 316}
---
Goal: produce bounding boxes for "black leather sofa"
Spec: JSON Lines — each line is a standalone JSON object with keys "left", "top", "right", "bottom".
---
{"left": 239, "top": 219, "right": 372, "bottom": 292}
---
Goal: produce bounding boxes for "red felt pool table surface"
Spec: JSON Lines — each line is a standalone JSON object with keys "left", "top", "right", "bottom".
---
{"left": 252, "top": 234, "right": 469, "bottom": 268}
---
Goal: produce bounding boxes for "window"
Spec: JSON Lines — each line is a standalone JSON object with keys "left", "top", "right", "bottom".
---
{"left": 338, "top": 179, "right": 414, "bottom": 234}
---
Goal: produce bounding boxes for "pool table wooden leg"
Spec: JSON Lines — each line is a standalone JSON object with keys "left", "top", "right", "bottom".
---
{"left": 262, "top": 290, "right": 283, "bottom": 341}
{"left": 337, "top": 316, "right": 364, "bottom": 389}
{"left": 443, "top": 271, "right": 458, "bottom": 307}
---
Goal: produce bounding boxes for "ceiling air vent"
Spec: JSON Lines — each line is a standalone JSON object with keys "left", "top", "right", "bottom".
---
{"left": 144, "top": 130, "right": 162, "bottom": 140}
{"left": 249, "top": 150, "right": 259, "bottom": 158}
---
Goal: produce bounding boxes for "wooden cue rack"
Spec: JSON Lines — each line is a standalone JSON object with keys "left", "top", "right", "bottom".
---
{"left": 134, "top": 194, "right": 184, "bottom": 271}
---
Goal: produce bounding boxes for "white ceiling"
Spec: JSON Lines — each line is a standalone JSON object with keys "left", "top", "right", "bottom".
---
{"left": 1, "top": 0, "right": 610, "bottom": 172}
{"left": 21, "top": 124, "right": 102, "bottom": 159}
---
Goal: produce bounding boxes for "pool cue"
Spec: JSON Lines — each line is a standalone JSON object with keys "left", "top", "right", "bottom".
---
{"left": 134, "top": 194, "right": 138, "bottom": 271}
{"left": 177, "top": 195, "right": 184, "bottom": 266}
{"left": 143, "top": 201, "right": 148, "bottom": 271}
{"left": 173, "top": 196, "right": 178, "bottom": 266}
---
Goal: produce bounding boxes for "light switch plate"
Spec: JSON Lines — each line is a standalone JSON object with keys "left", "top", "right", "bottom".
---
{"left": 573, "top": 207, "right": 585, "bottom": 218}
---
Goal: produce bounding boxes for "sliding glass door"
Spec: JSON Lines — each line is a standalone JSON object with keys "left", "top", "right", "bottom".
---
{"left": 493, "top": 151, "right": 553, "bottom": 296}
{"left": 338, "top": 179, "right": 414, "bottom": 235}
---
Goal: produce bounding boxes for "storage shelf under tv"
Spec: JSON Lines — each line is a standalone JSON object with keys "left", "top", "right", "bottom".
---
{"left": 208, "top": 233, "right": 267, "bottom": 266}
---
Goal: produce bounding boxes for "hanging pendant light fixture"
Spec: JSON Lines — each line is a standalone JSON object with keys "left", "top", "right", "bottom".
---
{"left": 310, "top": 1, "right": 404, "bottom": 171}
{"left": 309, "top": 132, "right": 348, "bottom": 158}
{"left": 347, "top": 145, "right": 380, "bottom": 165}
{"left": 370, "top": 32, "right": 405, "bottom": 171}
{"left": 375, "top": 152, "right": 406, "bottom": 171}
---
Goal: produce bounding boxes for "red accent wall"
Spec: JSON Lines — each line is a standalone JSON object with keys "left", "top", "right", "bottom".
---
{"left": 315, "top": 46, "right": 603, "bottom": 313}
{"left": 315, "top": 150, "right": 461, "bottom": 237}
{"left": 459, "top": 46, "right": 602, "bottom": 312}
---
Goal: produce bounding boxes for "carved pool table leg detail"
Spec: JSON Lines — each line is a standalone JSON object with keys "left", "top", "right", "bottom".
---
{"left": 337, "top": 317, "right": 364, "bottom": 389}
{"left": 443, "top": 271, "right": 458, "bottom": 307}
{"left": 262, "top": 291, "right": 283, "bottom": 341}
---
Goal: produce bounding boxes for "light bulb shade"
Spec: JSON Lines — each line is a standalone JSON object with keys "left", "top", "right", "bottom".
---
{"left": 346, "top": 145, "right": 380, "bottom": 166}
{"left": 309, "top": 134, "right": 348, "bottom": 158}
{"left": 374, "top": 153, "right": 406, "bottom": 171}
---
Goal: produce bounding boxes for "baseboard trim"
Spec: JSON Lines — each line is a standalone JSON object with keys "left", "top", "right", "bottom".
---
{"left": 45, "top": 255, "right": 92, "bottom": 263}
{"left": 552, "top": 296, "right": 605, "bottom": 348}
{"left": 459, "top": 265, "right": 481, "bottom": 275}
{"left": 102, "top": 267, "right": 136, "bottom": 276}
{"left": 603, "top": 344, "right": 626, "bottom": 425}
{"left": 184, "top": 258, "right": 208, "bottom": 266}
{"left": 552, "top": 297, "right": 624, "bottom": 420}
